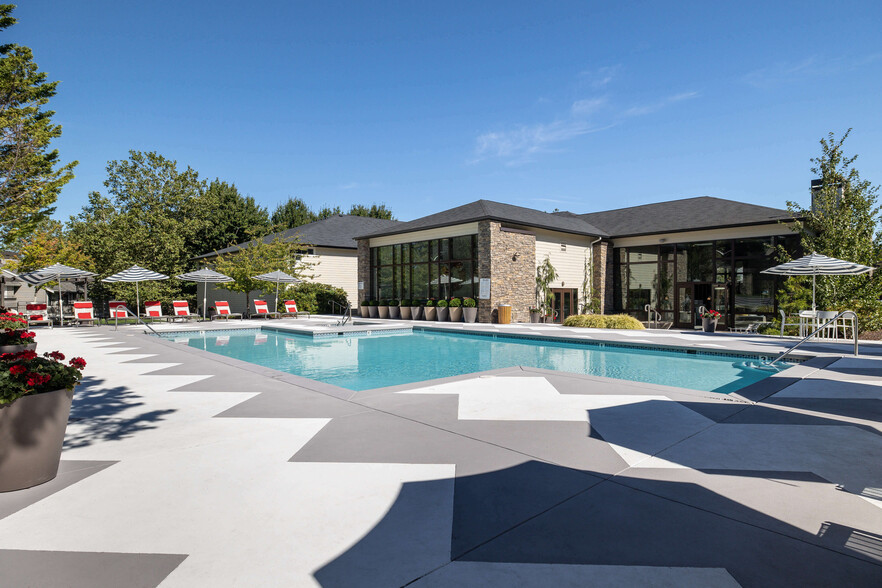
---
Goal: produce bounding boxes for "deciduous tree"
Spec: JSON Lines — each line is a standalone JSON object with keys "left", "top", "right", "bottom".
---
{"left": 0, "top": 4, "right": 77, "bottom": 246}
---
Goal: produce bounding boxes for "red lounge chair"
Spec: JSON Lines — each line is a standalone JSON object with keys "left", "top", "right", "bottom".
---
{"left": 211, "top": 301, "right": 242, "bottom": 320}
{"left": 25, "top": 303, "right": 51, "bottom": 327}
{"left": 172, "top": 300, "right": 199, "bottom": 321}
{"left": 280, "top": 300, "right": 310, "bottom": 319}
{"left": 108, "top": 301, "right": 130, "bottom": 320}
{"left": 252, "top": 299, "right": 279, "bottom": 319}
{"left": 143, "top": 301, "right": 167, "bottom": 322}
{"left": 73, "top": 301, "right": 98, "bottom": 326}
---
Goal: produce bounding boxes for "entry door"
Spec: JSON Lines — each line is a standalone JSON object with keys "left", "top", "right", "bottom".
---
{"left": 550, "top": 288, "right": 578, "bottom": 323}
{"left": 676, "top": 283, "right": 713, "bottom": 329}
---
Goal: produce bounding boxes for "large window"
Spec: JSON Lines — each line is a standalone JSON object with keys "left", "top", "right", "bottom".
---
{"left": 613, "top": 235, "right": 800, "bottom": 326}
{"left": 370, "top": 235, "right": 478, "bottom": 301}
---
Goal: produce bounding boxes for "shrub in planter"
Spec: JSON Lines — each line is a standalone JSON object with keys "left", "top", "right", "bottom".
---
{"left": 360, "top": 300, "right": 369, "bottom": 317}
{"left": 367, "top": 300, "right": 379, "bottom": 318}
{"left": 529, "top": 307, "right": 542, "bottom": 324}
{"left": 399, "top": 300, "right": 412, "bottom": 320}
{"left": 377, "top": 300, "right": 390, "bottom": 319}
{"left": 422, "top": 299, "right": 435, "bottom": 321}
{"left": 562, "top": 314, "right": 606, "bottom": 328}
{"left": 388, "top": 299, "right": 400, "bottom": 319}
{"left": 0, "top": 350, "right": 87, "bottom": 492}
{"left": 0, "top": 314, "right": 37, "bottom": 353}
{"left": 462, "top": 297, "right": 478, "bottom": 323}
{"left": 436, "top": 299, "right": 449, "bottom": 321}
{"left": 448, "top": 297, "right": 463, "bottom": 322}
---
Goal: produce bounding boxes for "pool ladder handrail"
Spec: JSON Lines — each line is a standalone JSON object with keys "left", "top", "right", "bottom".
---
{"left": 112, "top": 304, "right": 160, "bottom": 336}
{"left": 644, "top": 304, "right": 661, "bottom": 329}
{"left": 330, "top": 300, "right": 352, "bottom": 326}
{"left": 766, "top": 310, "right": 858, "bottom": 366}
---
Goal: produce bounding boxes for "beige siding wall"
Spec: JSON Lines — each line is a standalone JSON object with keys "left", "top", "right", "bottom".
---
{"left": 368, "top": 222, "right": 479, "bottom": 247}
{"left": 205, "top": 247, "right": 358, "bottom": 314}
{"left": 534, "top": 229, "right": 592, "bottom": 304}
{"left": 612, "top": 222, "right": 796, "bottom": 248}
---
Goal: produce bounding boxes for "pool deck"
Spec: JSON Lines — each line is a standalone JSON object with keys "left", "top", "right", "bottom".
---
{"left": 2, "top": 318, "right": 881, "bottom": 586}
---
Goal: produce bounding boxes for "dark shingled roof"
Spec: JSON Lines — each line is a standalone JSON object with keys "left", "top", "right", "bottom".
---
{"left": 573, "top": 196, "right": 793, "bottom": 237}
{"left": 356, "top": 199, "right": 608, "bottom": 239}
{"left": 194, "top": 215, "right": 403, "bottom": 259}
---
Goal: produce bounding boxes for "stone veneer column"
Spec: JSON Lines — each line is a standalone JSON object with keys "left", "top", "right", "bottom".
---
{"left": 478, "top": 220, "right": 535, "bottom": 323}
{"left": 356, "top": 239, "right": 371, "bottom": 308}
{"left": 592, "top": 240, "right": 613, "bottom": 314}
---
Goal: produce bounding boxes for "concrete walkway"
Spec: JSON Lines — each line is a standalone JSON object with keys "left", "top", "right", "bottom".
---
{"left": 1, "top": 322, "right": 881, "bottom": 587}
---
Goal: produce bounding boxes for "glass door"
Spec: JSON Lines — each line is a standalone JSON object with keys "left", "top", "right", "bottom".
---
{"left": 551, "top": 288, "right": 578, "bottom": 323}
{"left": 677, "top": 283, "right": 713, "bottom": 329}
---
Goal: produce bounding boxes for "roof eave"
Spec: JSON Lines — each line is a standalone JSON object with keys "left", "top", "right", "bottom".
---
{"left": 606, "top": 217, "right": 799, "bottom": 240}
{"left": 355, "top": 216, "right": 607, "bottom": 240}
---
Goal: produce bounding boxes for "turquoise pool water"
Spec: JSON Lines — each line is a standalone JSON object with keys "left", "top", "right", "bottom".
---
{"left": 160, "top": 328, "right": 788, "bottom": 393}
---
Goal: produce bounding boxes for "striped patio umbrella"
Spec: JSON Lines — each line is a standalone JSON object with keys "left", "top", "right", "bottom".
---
{"left": 252, "top": 270, "right": 301, "bottom": 313}
{"left": 18, "top": 263, "right": 97, "bottom": 325}
{"left": 102, "top": 265, "right": 170, "bottom": 315}
{"left": 176, "top": 268, "right": 234, "bottom": 320}
{"left": 761, "top": 252, "right": 874, "bottom": 311}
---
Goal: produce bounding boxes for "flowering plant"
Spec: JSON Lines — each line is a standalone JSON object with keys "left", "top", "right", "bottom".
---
{"left": 701, "top": 309, "right": 722, "bottom": 320}
{"left": 0, "top": 350, "right": 86, "bottom": 406}
{"left": 0, "top": 313, "right": 36, "bottom": 346}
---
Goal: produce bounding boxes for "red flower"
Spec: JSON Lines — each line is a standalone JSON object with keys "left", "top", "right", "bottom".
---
{"left": 69, "top": 357, "right": 87, "bottom": 370}
{"left": 16, "top": 350, "right": 37, "bottom": 361}
{"left": 20, "top": 331, "right": 36, "bottom": 340}
{"left": 48, "top": 351, "right": 65, "bottom": 361}
{"left": 9, "top": 364, "right": 26, "bottom": 375}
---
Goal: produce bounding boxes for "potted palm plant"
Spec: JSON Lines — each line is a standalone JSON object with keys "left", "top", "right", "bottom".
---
{"left": 399, "top": 300, "right": 412, "bottom": 319}
{"left": 462, "top": 297, "right": 477, "bottom": 323}
{"left": 422, "top": 299, "right": 435, "bottom": 321}
{"left": 0, "top": 314, "right": 37, "bottom": 354}
{"left": 448, "top": 297, "right": 463, "bottom": 322}
{"left": 0, "top": 350, "right": 87, "bottom": 492}
{"left": 436, "top": 299, "right": 449, "bottom": 321}
{"left": 410, "top": 299, "right": 422, "bottom": 320}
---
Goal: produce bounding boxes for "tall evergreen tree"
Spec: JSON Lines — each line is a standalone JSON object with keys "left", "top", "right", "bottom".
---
{"left": 0, "top": 4, "right": 77, "bottom": 246}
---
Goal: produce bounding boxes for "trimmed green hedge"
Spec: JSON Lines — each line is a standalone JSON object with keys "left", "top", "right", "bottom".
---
{"left": 563, "top": 314, "right": 645, "bottom": 330}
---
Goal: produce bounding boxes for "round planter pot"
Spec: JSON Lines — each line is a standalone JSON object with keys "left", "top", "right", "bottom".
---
{"left": 702, "top": 318, "right": 717, "bottom": 333}
{"left": 449, "top": 307, "right": 463, "bottom": 322}
{"left": 410, "top": 307, "right": 422, "bottom": 320}
{"left": 399, "top": 306, "right": 411, "bottom": 320}
{"left": 423, "top": 307, "right": 436, "bottom": 321}
{"left": 463, "top": 307, "right": 478, "bottom": 323}
{"left": 388, "top": 306, "right": 400, "bottom": 319}
{"left": 436, "top": 307, "right": 449, "bottom": 321}
{"left": 530, "top": 312, "right": 542, "bottom": 324}
{"left": 0, "top": 342, "right": 37, "bottom": 354}
{"left": 359, "top": 306, "right": 369, "bottom": 317}
{"left": 367, "top": 306, "right": 378, "bottom": 318}
{"left": 0, "top": 388, "right": 74, "bottom": 492}
{"left": 377, "top": 306, "right": 389, "bottom": 319}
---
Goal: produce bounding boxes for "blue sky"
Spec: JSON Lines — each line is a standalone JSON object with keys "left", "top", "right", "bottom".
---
{"left": 14, "top": 1, "right": 882, "bottom": 222}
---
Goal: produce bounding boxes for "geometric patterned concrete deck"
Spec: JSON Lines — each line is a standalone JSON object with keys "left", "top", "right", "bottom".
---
{"left": 1, "top": 323, "right": 881, "bottom": 587}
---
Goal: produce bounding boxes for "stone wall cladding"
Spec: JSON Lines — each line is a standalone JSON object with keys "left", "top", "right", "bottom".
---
{"left": 477, "top": 221, "right": 493, "bottom": 323}
{"left": 592, "top": 240, "right": 612, "bottom": 314}
{"left": 488, "top": 222, "right": 535, "bottom": 323}
{"left": 356, "top": 239, "right": 371, "bottom": 309}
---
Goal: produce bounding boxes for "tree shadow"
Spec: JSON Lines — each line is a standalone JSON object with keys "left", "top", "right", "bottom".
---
{"left": 63, "top": 376, "right": 176, "bottom": 450}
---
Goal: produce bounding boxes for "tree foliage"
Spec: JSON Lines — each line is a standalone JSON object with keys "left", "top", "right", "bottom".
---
{"left": 282, "top": 281, "right": 349, "bottom": 313}
{"left": 4, "top": 219, "right": 93, "bottom": 291}
{"left": 191, "top": 180, "right": 271, "bottom": 254}
{"left": 0, "top": 5, "right": 77, "bottom": 247}
{"left": 347, "top": 203, "right": 394, "bottom": 220}
{"left": 784, "top": 129, "right": 882, "bottom": 329}
{"left": 271, "top": 198, "right": 395, "bottom": 230}
{"left": 212, "top": 236, "right": 314, "bottom": 313}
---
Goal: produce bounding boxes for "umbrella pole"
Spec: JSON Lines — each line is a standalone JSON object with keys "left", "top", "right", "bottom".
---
{"left": 203, "top": 282, "right": 207, "bottom": 321}
{"left": 812, "top": 273, "right": 816, "bottom": 312}
{"left": 276, "top": 279, "right": 280, "bottom": 314}
{"left": 136, "top": 282, "right": 140, "bottom": 317}
{"left": 58, "top": 272, "right": 63, "bottom": 327}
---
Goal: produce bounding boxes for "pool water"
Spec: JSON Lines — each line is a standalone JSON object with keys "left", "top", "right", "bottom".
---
{"left": 162, "top": 328, "right": 788, "bottom": 393}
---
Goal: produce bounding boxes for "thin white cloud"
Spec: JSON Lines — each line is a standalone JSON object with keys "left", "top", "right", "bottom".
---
{"left": 472, "top": 78, "right": 697, "bottom": 166}
{"left": 338, "top": 182, "right": 360, "bottom": 190}
{"left": 743, "top": 54, "right": 882, "bottom": 88}
{"left": 579, "top": 65, "right": 621, "bottom": 89}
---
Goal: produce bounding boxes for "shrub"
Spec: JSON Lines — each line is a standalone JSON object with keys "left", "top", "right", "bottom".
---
{"left": 462, "top": 297, "right": 476, "bottom": 308}
{"left": 603, "top": 314, "right": 645, "bottom": 330}
{"left": 437, "top": 299, "right": 448, "bottom": 308}
{"left": 284, "top": 282, "right": 349, "bottom": 314}
{"left": 562, "top": 314, "right": 645, "bottom": 330}
{"left": 1, "top": 350, "right": 86, "bottom": 406}
{"left": 449, "top": 297, "right": 462, "bottom": 308}
{"left": 360, "top": 300, "right": 369, "bottom": 307}
{"left": 389, "top": 299, "right": 399, "bottom": 306}
{"left": 423, "top": 299, "right": 434, "bottom": 307}
{"left": 400, "top": 299, "right": 410, "bottom": 306}
{"left": 369, "top": 300, "right": 378, "bottom": 306}
{"left": 563, "top": 314, "right": 605, "bottom": 328}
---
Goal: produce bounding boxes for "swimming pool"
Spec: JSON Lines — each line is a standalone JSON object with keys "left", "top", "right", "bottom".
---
{"left": 159, "top": 327, "right": 789, "bottom": 393}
